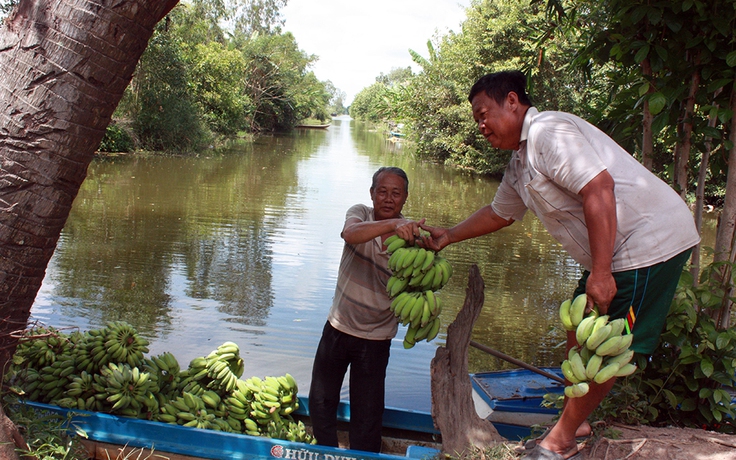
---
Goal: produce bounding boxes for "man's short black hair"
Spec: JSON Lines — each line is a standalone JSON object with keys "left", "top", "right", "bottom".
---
{"left": 372, "top": 167, "right": 409, "bottom": 193}
{"left": 468, "top": 70, "right": 533, "bottom": 106}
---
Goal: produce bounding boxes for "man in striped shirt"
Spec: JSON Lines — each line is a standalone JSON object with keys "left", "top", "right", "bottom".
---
{"left": 309, "top": 166, "right": 426, "bottom": 453}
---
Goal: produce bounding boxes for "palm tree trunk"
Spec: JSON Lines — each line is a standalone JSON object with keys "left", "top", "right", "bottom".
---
{"left": 0, "top": 0, "right": 178, "bottom": 447}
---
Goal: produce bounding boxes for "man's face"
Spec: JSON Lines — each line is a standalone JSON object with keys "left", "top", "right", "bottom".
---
{"left": 370, "top": 172, "right": 408, "bottom": 221}
{"left": 471, "top": 92, "right": 522, "bottom": 151}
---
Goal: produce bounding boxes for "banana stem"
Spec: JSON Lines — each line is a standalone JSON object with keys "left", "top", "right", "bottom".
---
{"left": 469, "top": 340, "right": 565, "bottom": 384}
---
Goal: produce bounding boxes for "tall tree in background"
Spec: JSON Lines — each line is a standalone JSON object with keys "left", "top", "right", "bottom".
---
{"left": 0, "top": 0, "right": 178, "bottom": 452}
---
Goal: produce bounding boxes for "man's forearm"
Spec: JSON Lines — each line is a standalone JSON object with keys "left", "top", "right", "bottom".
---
{"left": 448, "top": 205, "right": 513, "bottom": 244}
{"left": 341, "top": 218, "right": 404, "bottom": 245}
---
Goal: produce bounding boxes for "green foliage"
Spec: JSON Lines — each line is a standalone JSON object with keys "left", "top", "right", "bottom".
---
{"left": 110, "top": 0, "right": 335, "bottom": 150}
{"left": 241, "top": 32, "right": 324, "bottom": 132}
{"left": 323, "top": 80, "right": 347, "bottom": 116}
{"left": 349, "top": 83, "right": 390, "bottom": 122}
{"left": 347, "top": 0, "right": 594, "bottom": 174}
{"left": 594, "top": 263, "right": 736, "bottom": 432}
{"left": 186, "top": 41, "right": 252, "bottom": 136}
{"left": 5, "top": 395, "right": 88, "bottom": 459}
{"left": 128, "top": 19, "right": 210, "bottom": 152}
{"left": 98, "top": 122, "right": 135, "bottom": 153}
{"left": 552, "top": 0, "right": 736, "bottom": 196}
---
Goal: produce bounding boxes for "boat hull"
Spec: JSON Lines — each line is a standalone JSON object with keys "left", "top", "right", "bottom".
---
{"left": 25, "top": 400, "right": 429, "bottom": 460}
{"left": 22, "top": 369, "right": 567, "bottom": 458}
{"left": 471, "top": 367, "right": 565, "bottom": 438}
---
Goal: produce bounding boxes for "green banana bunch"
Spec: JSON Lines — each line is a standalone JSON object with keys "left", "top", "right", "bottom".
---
{"left": 384, "top": 236, "right": 453, "bottom": 348}
{"left": 557, "top": 293, "right": 638, "bottom": 398}
{"left": 178, "top": 341, "right": 245, "bottom": 397}
{"left": 34, "top": 358, "right": 75, "bottom": 404}
{"left": 160, "top": 392, "right": 218, "bottom": 429}
{"left": 398, "top": 290, "right": 443, "bottom": 349}
{"left": 559, "top": 293, "right": 589, "bottom": 331}
{"left": 143, "top": 351, "right": 181, "bottom": 399}
{"left": 103, "top": 321, "right": 150, "bottom": 369}
{"left": 561, "top": 321, "right": 637, "bottom": 396}
{"left": 263, "top": 418, "right": 316, "bottom": 444}
{"left": 13, "top": 326, "right": 72, "bottom": 370}
{"left": 99, "top": 362, "right": 158, "bottom": 416}
{"left": 8, "top": 325, "right": 316, "bottom": 444}
{"left": 242, "top": 374, "right": 300, "bottom": 426}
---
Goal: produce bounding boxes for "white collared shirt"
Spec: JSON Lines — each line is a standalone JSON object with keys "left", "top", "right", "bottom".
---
{"left": 491, "top": 107, "right": 700, "bottom": 272}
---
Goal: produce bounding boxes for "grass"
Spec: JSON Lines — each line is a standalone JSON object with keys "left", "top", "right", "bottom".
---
{"left": 5, "top": 400, "right": 161, "bottom": 460}
{"left": 5, "top": 398, "right": 89, "bottom": 459}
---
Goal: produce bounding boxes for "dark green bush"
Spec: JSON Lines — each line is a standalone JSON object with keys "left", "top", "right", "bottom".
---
{"left": 99, "top": 123, "right": 135, "bottom": 153}
{"left": 594, "top": 262, "right": 736, "bottom": 432}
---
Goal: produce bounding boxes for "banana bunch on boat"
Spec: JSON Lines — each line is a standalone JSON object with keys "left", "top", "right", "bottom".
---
{"left": 159, "top": 391, "right": 232, "bottom": 431}
{"left": 384, "top": 234, "right": 453, "bottom": 349}
{"left": 142, "top": 351, "right": 182, "bottom": 404}
{"left": 237, "top": 374, "right": 313, "bottom": 443}
{"left": 98, "top": 362, "right": 159, "bottom": 416}
{"left": 5, "top": 324, "right": 315, "bottom": 444}
{"left": 83, "top": 321, "right": 150, "bottom": 371}
{"left": 12, "top": 326, "right": 71, "bottom": 369}
{"left": 179, "top": 341, "right": 245, "bottom": 395}
{"left": 558, "top": 294, "right": 637, "bottom": 398}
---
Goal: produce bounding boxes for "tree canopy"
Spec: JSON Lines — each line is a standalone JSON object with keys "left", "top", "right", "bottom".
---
{"left": 107, "top": 0, "right": 335, "bottom": 152}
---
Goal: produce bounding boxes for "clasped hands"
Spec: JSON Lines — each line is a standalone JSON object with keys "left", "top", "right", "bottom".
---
{"left": 393, "top": 219, "right": 449, "bottom": 252}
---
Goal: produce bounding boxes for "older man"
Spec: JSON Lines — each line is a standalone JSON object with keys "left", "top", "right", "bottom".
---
{"left": 309, "top": 166, "right": 425, "bottom": 453}
{"left": 422, "top": 71, "right": 700, "bottom": 460}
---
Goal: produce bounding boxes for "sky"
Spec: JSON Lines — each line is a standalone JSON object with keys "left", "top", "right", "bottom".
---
{"left": 281, "top": 0, "right": 472, "bottom": 105}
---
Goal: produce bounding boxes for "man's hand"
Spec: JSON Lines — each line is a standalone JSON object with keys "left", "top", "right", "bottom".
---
{"left": 394, "top": 218, "right": 426, "bottom": 246}
{"left": 416, "top": 224, "right": 451, "bottom": 252}
{"left": 585, "top": 270, "right": 617, "bottom": 314}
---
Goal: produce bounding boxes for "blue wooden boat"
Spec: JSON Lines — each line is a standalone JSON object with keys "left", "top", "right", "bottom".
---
{"left": 23, "top": 399, "right": 441, "bottom": 460}
{"left": 471, "top": 367, "right": 565, "bottom": 439}
{"left": 22, "top": 373, "right": 562, "bottom": 460}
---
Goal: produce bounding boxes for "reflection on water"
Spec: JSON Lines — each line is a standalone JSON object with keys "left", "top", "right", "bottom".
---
{"left": 31, "top": 116, "right": 716, "bottom": 412}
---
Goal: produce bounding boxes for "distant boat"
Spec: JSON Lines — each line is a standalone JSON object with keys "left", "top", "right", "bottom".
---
{"left": 295, "top": 123, "right": 330, "bottom": 129}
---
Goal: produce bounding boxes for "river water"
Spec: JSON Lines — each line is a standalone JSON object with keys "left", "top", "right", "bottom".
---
{"left": 29, "top": 115, "right": 716, "bottom": 413}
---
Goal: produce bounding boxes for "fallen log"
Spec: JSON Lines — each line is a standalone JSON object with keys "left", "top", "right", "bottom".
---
{"left": 431, "top": 264, "right": 504, "bottom": 456}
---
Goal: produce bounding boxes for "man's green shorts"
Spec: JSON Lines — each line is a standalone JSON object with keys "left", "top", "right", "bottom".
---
{"left": 572, "top": 248, "right": 692, "bottom": 354}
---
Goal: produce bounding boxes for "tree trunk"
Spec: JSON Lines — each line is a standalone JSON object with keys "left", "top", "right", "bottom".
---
{"left": 714, "top": 89, "right": 736, "bottom": 264}
{"left": 431, "top": 265, "right": 503, "bottom": 457}
{"left": 640, "top": 58, "right": 654, "bottom": 171}
{"left": 713, "top": 89, "right": 736, "bottom": 327}
{"left": 0, "top": 0, "right": 178, "bottom": 449}
{"left": 673, "top": 56, "right": 700, "bottom": 198}
{"left": 691, "top": 90, "right": 723, "bottom": 284}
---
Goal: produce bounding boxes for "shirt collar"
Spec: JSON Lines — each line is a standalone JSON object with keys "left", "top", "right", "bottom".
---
{"left": 519, "top": 107, "right": 539, "bottom": 143}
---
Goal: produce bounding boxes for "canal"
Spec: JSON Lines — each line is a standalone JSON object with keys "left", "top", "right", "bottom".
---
{"left": 30, "top": 115, "right": 716, "bottom": 412}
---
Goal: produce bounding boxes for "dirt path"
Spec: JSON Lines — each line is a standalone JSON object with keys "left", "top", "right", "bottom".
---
{"left": 576, "top": 424, "right": 736, "bottom": 460}
{"left": 381, "top": 424, "right": 736, "bottom": 459}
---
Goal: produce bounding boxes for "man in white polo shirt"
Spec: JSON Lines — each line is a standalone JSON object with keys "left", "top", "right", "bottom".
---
{"left": 422, "top": 71, "right": 700, "bottom": 460}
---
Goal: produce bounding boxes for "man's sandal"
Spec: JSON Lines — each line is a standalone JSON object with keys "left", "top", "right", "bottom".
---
{"left": 523, "top": 427, "right": 590, "bottom": 450}
{"left": 520, "top": 444, "right": 582, "bottom": 460}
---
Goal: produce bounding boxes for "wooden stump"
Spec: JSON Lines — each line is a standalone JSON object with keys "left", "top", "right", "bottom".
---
{"left": 431, "top": 265, "right": 504, "bottom": 456}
